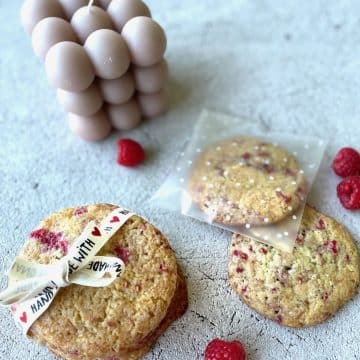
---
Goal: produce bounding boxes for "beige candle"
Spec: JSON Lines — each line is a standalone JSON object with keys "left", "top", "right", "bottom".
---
{"left": 106, "top": 99, "right": 142, "bottom": 130}
{"left": 84, "top": 29, "right": 130, "bottom": 80}
{"left": 137, "top": 89, "right": 167, "bottom": 118}
{"left": 98, "top": 72, "right": 135, "bottom": 105}
{"left": 71, "top": 6, "right": 114, "bottom": 43}
{"left": 133, "top": 59, "right": 168, "bottom": 94}
{"left": 21, "top": 0, "right": 169, "bottom": 141}
{"left": 122, "top": 16, "right": 166, "bottom": 67}
{"left": 32, "top": 17, "right": 78, "bottom": 60}
{"left": 107, "top": 0, "right": 151, "bottom": 32}
{"left": 57, "top": 83, "right": 103, "bottom": 116}
{"left": 68, "top": 110, "right": 112, "bottom": 141}
{"left": 45, "top": 41, "right": 95, "bottom": 91}
{"left": 21, "top": 0, "right": 66, "bottom": 34}
{"left": 58, "top": 0, "right": 96, "bottom": 20}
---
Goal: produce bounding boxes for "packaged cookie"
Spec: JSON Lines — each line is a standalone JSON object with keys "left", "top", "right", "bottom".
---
{"left": 153, "top": 110, "right": 326, "bottom": 251}
{"left": 0, "top": 204, "right": 188, "bottom": 360}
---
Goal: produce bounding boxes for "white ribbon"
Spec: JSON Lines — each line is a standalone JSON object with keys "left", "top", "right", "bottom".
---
{"left": 0, "top": 207, "right": 135, "bottom": 334}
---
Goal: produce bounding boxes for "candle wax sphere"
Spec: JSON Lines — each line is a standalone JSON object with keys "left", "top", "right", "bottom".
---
{"left": 32, "top": 17, "right": 78, "bottom": 60}
{"left": 137, "top": 89, "right": 167, "bottom": 118}
{"left": 45, "top": 41, "right": 95, "bottom": 91}
{"left": 58, "top": 0, "right": 99, "bottom": 20}
{"left": 98, "top": 72, "right": 135, "bottom": 105}
{"left": 71, "top": 6, "right": 114, "bottom": 43}
{"left": 84, "top": 29, "right": 130, "bottom": 80}
{"left": 133, "top": 59, "right": 168, "bottom": 94}
{"left": 108, "top": 0, "right": 151, "bottom": 31}
{"left": 107, "top": 99, "right": 141, "bottom": 130}
{"left": 121, "top": 16, "right": 166, "bottom": 67}
{"left": 57, "top": 83, "right": 103, "bottom": 116}
{"left": 21, "top": 0, "right": 66, "bottom": 34}
{"left": 97, "top": 0, "right": 112, "bottom": 9}
{"left": 68, "top": 110, "right": 112, "bottom": 141}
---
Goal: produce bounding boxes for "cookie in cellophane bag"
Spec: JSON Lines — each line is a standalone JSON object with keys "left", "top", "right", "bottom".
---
{"left": 153, "top": 110, "right": 326, "bottom": 252}
{"left": 188, "top": 136, "right": 305, "bottom": 226}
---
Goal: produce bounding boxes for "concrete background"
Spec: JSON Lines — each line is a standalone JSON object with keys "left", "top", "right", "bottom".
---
{"left": 1, "top": 0, "right": 360, "bottom": 359}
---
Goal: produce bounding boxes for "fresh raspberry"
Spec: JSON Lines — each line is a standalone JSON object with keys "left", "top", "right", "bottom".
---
{"left": 332, "top": 147, "right": 360, "bottom": 177}
{"left": 337, "top": 176, "right": 360, "bottom": 210}
{"left": 205, "top": 339, "right": 246, "bottom": 360}
{"left": 117, "top": 138, "right": 145, "bottom": 167}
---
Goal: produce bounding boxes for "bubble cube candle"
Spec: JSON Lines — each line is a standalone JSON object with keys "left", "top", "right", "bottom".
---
{"left": 21, "top": 0, "right": 168, "bottom": 141}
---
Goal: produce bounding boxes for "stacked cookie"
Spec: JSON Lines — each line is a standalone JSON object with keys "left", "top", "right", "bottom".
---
{"left": 21, "top": 0, "right": 168, "bottom": 141}
{"left": 20, "top": 204, "right": 187, "bottom": 359}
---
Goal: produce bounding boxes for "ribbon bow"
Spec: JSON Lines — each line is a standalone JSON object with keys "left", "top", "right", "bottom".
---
{"left": 0, "top": 207, "right": 134, "bottom": 334}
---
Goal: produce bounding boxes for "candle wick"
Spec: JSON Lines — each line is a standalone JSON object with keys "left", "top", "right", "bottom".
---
{"left": 88, "top": 0, "right": 95, "bottom": 13}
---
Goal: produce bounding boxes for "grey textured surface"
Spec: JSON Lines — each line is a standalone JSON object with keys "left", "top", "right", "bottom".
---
{"left": 1, "top": 1, "right": 360, "bottom": 359}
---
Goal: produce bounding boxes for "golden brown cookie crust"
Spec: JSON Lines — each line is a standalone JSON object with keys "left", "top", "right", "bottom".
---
{"left": 20, "top": 204, "right": 179, "bottom": 357}
{"left": 188, "top": 137, "right": 305, "bottom": 226}
{"left": 46, "top": 267, "right": 188, "bottom": 360}
{"left": 228, "top": 205, "right": 360, "bottom": 328}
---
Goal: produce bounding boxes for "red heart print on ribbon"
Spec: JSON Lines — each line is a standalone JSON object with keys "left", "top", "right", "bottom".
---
{"left": 110, "top": 216, "right": 120, "bottom": 223}
{"left": 91, "top": 227, "right": 101, "bottom": 237}
{"left": 19, "top": 312, "right": 27, "bottom": 323}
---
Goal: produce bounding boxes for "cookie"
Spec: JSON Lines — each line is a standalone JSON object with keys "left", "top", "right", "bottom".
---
{"left": 18, "top": 204, "right": 186, "bottom": 358}
{"left": 46, "top": 267, "right": 188, "bottom": 360}
{"left": 228, "top": 205, "right": 360, "bottom": 327}
{"left": 119, "top": 267, "right": 188, "bottom": 360}
{"left": 188, "top": 136, "right": 305, "bottom": 225}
